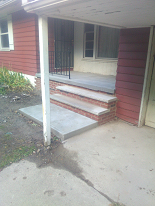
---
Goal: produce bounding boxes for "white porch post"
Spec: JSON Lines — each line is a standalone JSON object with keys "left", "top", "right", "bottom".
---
{"left": 38, "top": 16, "right": 51, "bottom": 146}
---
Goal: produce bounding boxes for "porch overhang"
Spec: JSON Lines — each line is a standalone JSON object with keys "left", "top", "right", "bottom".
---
{"left": 0, "top": 0, "right": 22, "bottom": 18}
{"left": 22, "top": 0, "right": 155, "bottom": 28}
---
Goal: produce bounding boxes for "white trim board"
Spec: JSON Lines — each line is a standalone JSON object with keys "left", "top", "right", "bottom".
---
{"left": 138, "top": 26, "right": 155, "bottom": 127}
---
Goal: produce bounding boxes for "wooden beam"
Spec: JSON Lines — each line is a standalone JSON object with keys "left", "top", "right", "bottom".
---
{"left": 38, "top": 16, "right": 51, "bottom": 146}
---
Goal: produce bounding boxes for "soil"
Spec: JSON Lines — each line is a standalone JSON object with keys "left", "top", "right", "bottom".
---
{"left": 0, "top": 90, "right": 61, "bottom": 170}
{"left": 0, "top": 90, "right": 86, "bottom": 181}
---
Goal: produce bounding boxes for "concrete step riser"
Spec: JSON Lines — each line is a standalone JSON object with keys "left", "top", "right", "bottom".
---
{"left": 35, "top": 78, "right": 116, "bottom": 108}
{"left": 56, "top": 86, "right": 117, "bottom": 103}
{"left": 50, "top": 94, "right": 110, "bottom": 116}
{"left": 53, "top": 90, "right": 113, "bottom": 109}
{"left": 50, "top": 85, "right": 117, "bottom": 125}
{"left": 50, "top": 98, "right": 116, "bottom": 125}
{"left": 54, "top": 86, "right": 117, "bottom": 109}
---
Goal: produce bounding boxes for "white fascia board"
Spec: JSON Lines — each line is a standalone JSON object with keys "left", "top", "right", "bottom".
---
{"left": 22, "top": 0, "right": 72, "bottom": 12}
{"left": 43, "top": 13, "right": 124, "bottom": 29}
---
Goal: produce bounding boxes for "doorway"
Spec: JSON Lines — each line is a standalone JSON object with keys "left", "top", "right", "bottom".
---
{"left": 54, "top": 19, "right": 74, "bottom": 68}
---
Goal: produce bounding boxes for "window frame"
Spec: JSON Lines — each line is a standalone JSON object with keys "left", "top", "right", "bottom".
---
{"left": 0, "top": 15, "right": 14, "bottom": 51}
{"left": 83, "top": 24, "right": 120, "bottom": 61}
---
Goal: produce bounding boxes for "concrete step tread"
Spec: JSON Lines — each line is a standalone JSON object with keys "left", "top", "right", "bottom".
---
{"left": 56, "top": 85, "right": 117, "bottom": 103}
{"left": 19, "top": 104, "right": 98, "bottom": 141}
{"left": 50, "top": 94, "right": 110, "bottom": 116}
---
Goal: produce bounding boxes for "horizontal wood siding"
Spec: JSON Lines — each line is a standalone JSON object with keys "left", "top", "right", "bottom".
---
{"left": 0, "top": 10, "right": 39, "bottom": 76}
{"left": 116, "top": 28, "right": 150, "bottom": 124}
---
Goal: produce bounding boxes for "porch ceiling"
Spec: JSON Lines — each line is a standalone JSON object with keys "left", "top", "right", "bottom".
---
{"left": 23, "top": 0, "right": 155, "bottom": 28}
{"left": 0, "top": 0, "right": 22, "bottom": 18}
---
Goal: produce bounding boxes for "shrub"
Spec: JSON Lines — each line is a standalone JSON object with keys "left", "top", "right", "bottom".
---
{"left": 0, "top": 67, "right": 33, "bottom": 94}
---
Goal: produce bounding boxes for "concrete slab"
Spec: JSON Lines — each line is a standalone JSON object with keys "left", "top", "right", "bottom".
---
{"left": 19, "top": 104, "right": 98, "bottom": 141}
{"left": 57, "top": 85, "right": 117, "bottom": 103}
{"left": 36, "top": 71, "right": 116, "bottom": 94}
{"left": 63, "top": 120, "right": 155, "bottom": 206}
{"left": 50, "top": 94, "right": 110, "bottom": 115}
{"left": 0, "top": 160, "right": 110, "bottom": 206}
{"left": 0, "top": 120, "right": 155, "bottom": 206}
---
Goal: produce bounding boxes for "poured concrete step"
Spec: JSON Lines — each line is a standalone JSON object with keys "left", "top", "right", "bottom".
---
{"left": 57, "top": 85, "right": 117, "bottom": 103}
{"left": 50, "top": 94, "right": 110, "bottom": 116}
{"left": 19, "top": 104, "right": 98, "bottom": 141}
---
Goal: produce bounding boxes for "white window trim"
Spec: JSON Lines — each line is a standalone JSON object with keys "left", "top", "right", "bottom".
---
{"left": 83, "top": 24, "right": 119, "bottom": 61}
{"left": 0, "top": 15, "right": 14, "bottom": 51}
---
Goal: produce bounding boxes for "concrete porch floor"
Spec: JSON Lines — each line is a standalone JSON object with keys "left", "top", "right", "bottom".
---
{"left": 0, "top": 120, "right": 155, "bottom": 206}
{"left": 36, "top": 71, "right": 116, "bottom": 94}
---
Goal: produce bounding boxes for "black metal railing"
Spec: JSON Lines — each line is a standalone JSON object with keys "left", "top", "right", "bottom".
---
{"left": 49, "top": 51, "right": 71, "bottom": 79}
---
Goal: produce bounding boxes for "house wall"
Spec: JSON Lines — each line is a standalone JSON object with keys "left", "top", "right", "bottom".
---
{"left": 74, "top": 22, "right": 118, "bottom": 76}
{"left": 0, "top": 10, "right": 39, "bottom": 79}
{"left": 116, "top": 28, "right": 150, "bottom": 125}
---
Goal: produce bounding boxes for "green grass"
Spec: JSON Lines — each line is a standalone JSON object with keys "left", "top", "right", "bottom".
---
{"left": 0, "top": 129, "right": 36, "bottom": 169}
{"left": 0, "top": 66, "right": 33, "bottom": 94}
{"left": 0, "top": 125, "right": 5, "bottom": 130}
{"left": 0, "top": 145, "right": 36, "bottom": 169}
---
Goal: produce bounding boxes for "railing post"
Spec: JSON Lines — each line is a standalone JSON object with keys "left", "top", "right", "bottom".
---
{"left": 51, "top": 51, "right": 71, "bottom": 79}
{"left": 69, "top": 52, "right": 70, "bottom": 79}
{"left": 66, "top": 51, "right": 67, "bottom": 76}
{"left": 61, "top": 51, "right": 62, "bottom": 75}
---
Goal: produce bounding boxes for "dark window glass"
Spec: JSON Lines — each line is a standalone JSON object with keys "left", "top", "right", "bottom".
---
{"left": 85, "top": 50, "right": 93, "bottom": 57}
{"left": 86, "top": 33, "right": 94, "bottom": 41}
{"left": 98, "top": 26, "right": 120, "bottom": 58}
{"left": 85, "top": 24, "right": 94, "bottom": 32}
{"left": 1, "top": 21, "right": 8, "bottom": 33}
{"left": 1, "top": 34, "right": 9, "bottom": 48}
{"left": 84, "top": 24, "right": 94, "bottom": 57}
{"left": 86, "top": 42, "right": 93, "bottom": 50}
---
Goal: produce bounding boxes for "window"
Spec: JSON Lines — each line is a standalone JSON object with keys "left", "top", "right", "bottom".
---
{"left": 97, "top": 26, "right": 120, "bottom": 58}
{"left": 84, "top": 24, "right": 94, "bottom": 57}
{"left": 84, "top": 24, "right": 120, "bottom": 59}
{"left": 0, "top": 15, "right": 14, "bottom": 51}
{"left": 0, "top": 21, "right": 9, "bottom": 48}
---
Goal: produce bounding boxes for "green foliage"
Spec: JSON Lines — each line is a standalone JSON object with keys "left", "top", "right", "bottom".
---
{"left": 0, "top": 87, "right": 6, "bottom": 94}
{"left": 0, "top": 66, "right": 33, "bottom": 94}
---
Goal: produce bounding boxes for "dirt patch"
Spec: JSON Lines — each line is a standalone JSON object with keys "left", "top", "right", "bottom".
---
{"left": 0, "top": 91, "right": 41, "bottom": 169}
{"left": 0, "top": 90, "right": 82, "bottom": 172}
{"left": 0, "top": 91, "right": 81, "bottom": 174}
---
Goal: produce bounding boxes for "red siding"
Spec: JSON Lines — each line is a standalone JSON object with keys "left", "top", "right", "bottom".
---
{"left": 116, "top": 28, "right": 150, "bottom": 125}
{"left": 0, "top": 10, "right": 39, "bottom": 76}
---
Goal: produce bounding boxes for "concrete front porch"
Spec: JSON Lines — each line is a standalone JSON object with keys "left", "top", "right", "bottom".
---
{"left": 36, "top": 71, "right": 116, "bottom": 94}
{"left": 33, "top": 71, "right": 117, "bottom": 139}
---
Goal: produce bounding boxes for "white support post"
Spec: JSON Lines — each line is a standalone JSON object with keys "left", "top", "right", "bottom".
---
{"left": 38, "top": 16, "right": 51, "bottom": 146}
{"left": 22, "top": 0, "right": 28, "bottom": 5}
